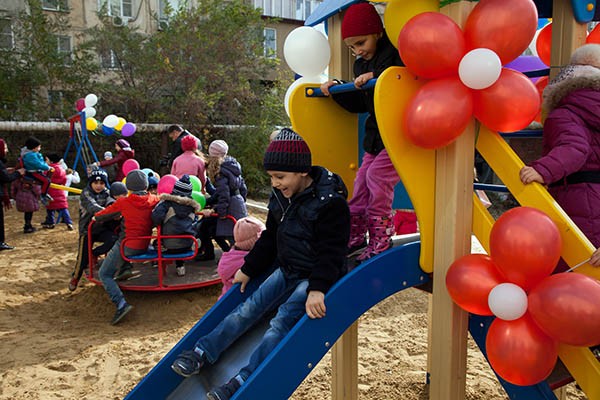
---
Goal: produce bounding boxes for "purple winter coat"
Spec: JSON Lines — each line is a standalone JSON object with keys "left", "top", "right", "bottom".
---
{"left": 529, "top": 65, "right": 600, "bottom": 246}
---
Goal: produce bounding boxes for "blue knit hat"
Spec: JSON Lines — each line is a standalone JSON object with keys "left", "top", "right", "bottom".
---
{"left": 172, "top": 174, "right": 193, "bottom": 197}
{"left": 89, "top": 169, "right": 109, "bottom": 187}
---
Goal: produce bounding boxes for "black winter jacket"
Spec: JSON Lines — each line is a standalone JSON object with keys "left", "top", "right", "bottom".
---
{"left": 241, "top": 167, "right": 350, "bottom": 293}
{"left": 331, "top": 32, "right": 403, "bottom": 155}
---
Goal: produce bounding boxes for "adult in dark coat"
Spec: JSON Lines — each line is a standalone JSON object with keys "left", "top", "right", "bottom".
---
{"left": 0, "top": 139, "right": 25, "bottom": 249}
{"left": 166, "top": 124, "right": 190, "bottom": 169}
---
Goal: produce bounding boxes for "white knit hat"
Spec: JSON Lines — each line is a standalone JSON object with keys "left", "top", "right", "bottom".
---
{"left": 208, "top": 140, "right": 228, "bottom": 157}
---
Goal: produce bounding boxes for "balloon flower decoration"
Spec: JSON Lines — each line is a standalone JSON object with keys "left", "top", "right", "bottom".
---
{"left": 398, "top": 0, "right": 541, "bottom": 149}
{"left": 74, "top": 93, "right": 137, "bottom": 138}
{"left": 446, "top": 207, "right": 600, "bottom": 386}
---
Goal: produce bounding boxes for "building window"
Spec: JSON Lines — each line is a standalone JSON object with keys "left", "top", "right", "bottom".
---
{"left": 98, "top": 0, "right": 133, "bottom": 18}
{"left": 264, "top": 28, "right": 276, "bottom": 58}
{"left": 0, "top": 18, "right": 13, "bottom": 50}
{"left": 159, "top": 0, "right": 181, "bottom": 21}
{"left": 42, "top": 0, "right": 69, "bottom": 11}
{"left": 56, "top": 35, "right": 72, "bottom": 65}
{"left": 253, "top": 0, "right": 320, "bottom": 20}
{"left": 100, "top": 49, "right": 119, "bottom": 69}
{"left": 48, "top": 90, "right": 65, "bottom": 120}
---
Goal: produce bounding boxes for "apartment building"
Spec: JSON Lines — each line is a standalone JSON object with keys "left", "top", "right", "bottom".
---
{"left": 0, "top": 0, "right": 322, "bottom": 80}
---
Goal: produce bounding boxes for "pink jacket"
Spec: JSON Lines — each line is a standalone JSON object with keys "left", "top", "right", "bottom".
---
{"left": 217, "top": 248, "right": 248, "bottom": 299}
{"left": 171, "top": 151, "right": 206, "bottom": 190}
{"left": 47, "top": 162, "right": 68, "bottom": 210}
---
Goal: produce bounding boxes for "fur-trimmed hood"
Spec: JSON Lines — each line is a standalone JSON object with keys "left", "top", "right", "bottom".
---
{"left": 159, "top": 193, "right": 201, "bottom": 212}
{"left": 542, "top": 64, "right": 600, "bottom": 113}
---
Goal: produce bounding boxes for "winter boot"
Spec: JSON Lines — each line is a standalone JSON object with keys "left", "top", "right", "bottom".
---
{"left": 356, "top": 215, "right": 394, "bottom": 263}
{"left": 347, "top": 213, "right": 368, "bottom": 257}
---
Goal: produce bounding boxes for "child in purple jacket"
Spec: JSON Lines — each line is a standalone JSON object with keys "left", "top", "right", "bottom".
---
{"left": 520, "top": 44, "right": 600, "bottom": 253}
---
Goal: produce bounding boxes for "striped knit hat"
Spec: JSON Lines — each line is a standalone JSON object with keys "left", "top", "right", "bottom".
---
{"left": 172, "top": 174, "right": 193, "bottom": 197}
{"left": 263, "top": 128, "right": 311, "bottom": 173}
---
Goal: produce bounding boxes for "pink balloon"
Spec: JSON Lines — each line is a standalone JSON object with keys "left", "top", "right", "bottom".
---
{"left": 121, "top": 122, "right": 136, "bottom": 137}
{"left": 75, "top": 98, "right": 85, "bottom": 112}
{"left": 122, "top": 159, "right": 140, "bottom": 176}
{"left": 157, "top": 174, "right": 178, "bottom": 195}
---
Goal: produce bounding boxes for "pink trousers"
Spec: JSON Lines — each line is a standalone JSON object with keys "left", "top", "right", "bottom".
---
{"left": 348, "top": 149, "right": 400, "bottom": 217}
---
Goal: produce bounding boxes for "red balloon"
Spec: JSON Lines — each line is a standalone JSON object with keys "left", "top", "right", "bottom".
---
{"left": 536, "top": 23, "right": 552, "bottom": 67}
{"left": 486, "top": 314, "right": 557, "bottom": 386}
{"left": 587, "top": 24, "right": 600, "bottom": 44}
{"left": 404, "top": 77, "right": 473, "bottom": 149}
{"left": 446, "top": 254, "right": 506, "bottom": 315}
{"left": 533, "top": 76, "right": 548, "bottom": 123}
{"left": 489, "top": 207, "right": 561, "bottom": 291}
{"left": 121, "top": 159, "right": 140, "bottom": 176}
{"left": 398, "top": 12, "right": 466, "bottom": 79}
{"left": 529, "top": 273, "right": 600, "bottom": 346}
{"left": 75, "top": 98, "right": 85, "bottom": 112}
{"left": 472, "top": 68, "right": 540, "bottom": 133}
{"left": 157, "top": 174, "right": 178, "bottom": 195}
{"left": 464, "top": 0, "right": 538, "bottom": 65}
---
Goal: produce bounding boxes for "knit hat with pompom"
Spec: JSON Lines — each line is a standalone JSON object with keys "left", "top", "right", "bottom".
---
{"left": 234, "top": 216, "right": 266, "bottom": 251}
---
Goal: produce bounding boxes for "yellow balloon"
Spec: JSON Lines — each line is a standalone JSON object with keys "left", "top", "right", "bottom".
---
{"left": 86, "top": 117, "right": 98, "bottom": 131}
{"left": 115, "top": 117, "right": 127, "bottom": 131}
{"left": 384, "top": 0, "right": 439, "bottom": 49}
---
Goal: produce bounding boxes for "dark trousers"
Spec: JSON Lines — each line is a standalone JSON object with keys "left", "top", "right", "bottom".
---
{"left": 197, "top": 216, "right": 233, "bottom": 256}
{"left": 0, "top": 205, "right": 5, "bottom": 243}
{"left": 72, "top": 229, "right": 118, "bottom": 281}
{"left": 24, "top": 211, "right": 33, "bottom": 227}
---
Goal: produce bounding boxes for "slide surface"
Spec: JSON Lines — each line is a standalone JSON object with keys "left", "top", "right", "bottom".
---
{"left": 125, "top": 236, "right": 427, "bottom": 399}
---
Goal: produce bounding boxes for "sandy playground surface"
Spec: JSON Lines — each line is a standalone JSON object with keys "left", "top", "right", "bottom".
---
{"left": 0, "top": 200, "right": 586, "bottom": 399}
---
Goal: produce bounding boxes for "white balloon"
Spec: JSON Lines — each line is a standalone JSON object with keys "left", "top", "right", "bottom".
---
{"left": 283, "top": 76, "right": 324, "bottom": 117}
{"left": 103, "top": 114, "right": 119, "bottom": 128}
{"left": 83, "top": 106, "right": 96, "bottom": 118}
{"left": 84, "top": 93, "right": 98, "bottom": 107}
{"left": 458, "top": 48, "right": 502, "bottom": 90}
{"left": 283, "top": 26, "right": 330, "bottom": 77}
{"left": 488, "top": 283, "right": 528, "bottom": 321}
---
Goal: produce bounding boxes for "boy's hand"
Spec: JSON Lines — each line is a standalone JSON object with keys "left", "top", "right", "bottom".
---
{"left": 519, "top": 166, "right": 544, "bottom": 185}
{"left": 320, "top": 80, "right": 338, "bottom": 96}
{"left": 305, "top": 291, "right": 326, "bottom": 319}
{"left": 354, "top": 72, "right": 374, "bottom": 89}
{"left": 233, "top": 269, "right": 250, "bottom": 293}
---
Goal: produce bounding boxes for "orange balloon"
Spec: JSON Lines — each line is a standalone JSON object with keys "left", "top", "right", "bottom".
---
{"left": 472, "top": 68, "right": 540, "bottom": 133}
{"left": 536, "top": 23, "right": 552, "bottom": 66}
{"left": 398, "top": 12, "right": 465, "bottom": 79}
{"left": 529, "top": 273, "right": 600, "bottom": 346}
{"left": 486, "top": 314, "right": 558, "bottom": 386}
{"left": 587, "top": 24, "right": 600, "bottom": 44}
{"left": 446, "top": 254, "right": 506, "bottom": 315}
{"left": 533, "top": 76, "right": 548, "bottom": 123}
{"left": 463, "top": 0, "right": 538, "bottom": 65}
{"left": 404, "top": 77, "right": 473, "bottom": 149}
{"left": 489, "top": 207, "right": 562, "bottom": 291}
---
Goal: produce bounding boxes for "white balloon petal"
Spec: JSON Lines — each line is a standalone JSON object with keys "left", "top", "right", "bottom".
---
{"left": 83, "top": 106, "right": 96, "bottom": 118}
{"left": 488, "top": 283, "right": 528, "bottom": 321}
{"left": 283, "top": 76, "right": 324, "bottom": 117}
{"left": 283, "top": 26, "right": 330, "bottom": 78}
{"left": 103, "top": 114, "right": 119, "bottom": 128}
{"left": 458, "top": 48, "right": 502, "bottom": 90}
{"left": 84, "top": 93, "right": 98, "bottom": 107}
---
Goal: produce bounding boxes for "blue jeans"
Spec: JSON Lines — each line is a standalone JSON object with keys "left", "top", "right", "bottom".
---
{"left": 99, "top": 239, "right": 145, "bottom": 307}
{"left": 196, "top": 267, "right": 308, "bottom": 380}
{"left": 44, "top": 209, "right": 73, "bottom": 225}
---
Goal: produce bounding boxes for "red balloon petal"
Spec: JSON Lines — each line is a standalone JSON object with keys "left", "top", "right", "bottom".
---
{"left": 464, "top": 0, "right": 538, "bottom": 64}
{"left": 446, "top": 254, "right": 506, "bottom": 315}
{"left": 473, "top": 68, "right": 541, "bottom": 133}
{"left": 404, "top": 77, "right": 473, "bottom": 149}
{"left": 529, "top": 273, "right": 600, "bottom": 346}
{"left": 486, "top": 314, "right": 557, "bottom": 386}
{"left": 587, "top": 24, "right": 600, "bottom": 44}
{"left": 536, "top": 23, "right": 552, "bottom": 66}
{"left": 398, "top": 12, "right": 466, "bottom": 79}
{"left": 489, "top": 207, "right": 561, "bottom": 291}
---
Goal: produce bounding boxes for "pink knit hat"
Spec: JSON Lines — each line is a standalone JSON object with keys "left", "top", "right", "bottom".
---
{"left": 341, "top": 2, "right": 383, "bottom": 40}
{"left": 234, "top": 216, "right": 266, "bottom": 251}
{"left": 208, "top": 140, "right": 229, "bottom": 157}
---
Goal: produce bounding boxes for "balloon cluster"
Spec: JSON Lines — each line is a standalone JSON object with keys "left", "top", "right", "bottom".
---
{"left": 74, "top": 93, "right": 137, "bottom": 137}
{"left": 397, "top": 0, "right": 540, "bottom": 149}
{"left": 283, "top": 26, "right": 330, "bottom": 116}
{"left": 446, "top": 207, "right": 600, "bottom": 386}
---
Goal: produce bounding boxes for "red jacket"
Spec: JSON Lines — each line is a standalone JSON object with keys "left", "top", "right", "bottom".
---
{"left": 95, "top": 193, "right": 159, "bottom": 250}
{"left": 46, "top": 162, "right": 68, "bottom": 210}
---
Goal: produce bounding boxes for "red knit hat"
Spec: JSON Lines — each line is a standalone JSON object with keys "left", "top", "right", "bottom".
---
{"left": 181, "top": 135, "right": 198, "bottom": 152}
{"left": 341, "top": 2, "right": 384, "bottom": 40}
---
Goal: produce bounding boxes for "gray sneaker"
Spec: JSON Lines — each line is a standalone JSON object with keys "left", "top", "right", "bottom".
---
{"left": 111, "top": 304, "right": 133, "bottom": 325}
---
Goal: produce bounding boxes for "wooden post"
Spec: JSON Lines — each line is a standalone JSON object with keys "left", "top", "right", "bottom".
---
{"left": 428, "top": 2, "right": 475, "bottom": 400}
{"left": 327, "top": 11, "right": 359, "bottom": 400}
{"left": 549, "top": 0, "right": 588, "bottom": 79}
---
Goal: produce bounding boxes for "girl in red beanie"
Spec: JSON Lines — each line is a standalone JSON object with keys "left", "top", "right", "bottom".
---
{"left": 320, "top": 1, "right": 404, "bottom": 263}
{"left": 171, "top": 134, "right": 207, "bottom": 191}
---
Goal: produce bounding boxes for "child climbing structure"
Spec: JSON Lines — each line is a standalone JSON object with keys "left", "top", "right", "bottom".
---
{"left": 125, "top": 0, "right": 600, "bottom": 399}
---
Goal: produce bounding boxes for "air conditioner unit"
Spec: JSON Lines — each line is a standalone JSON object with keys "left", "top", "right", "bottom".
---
{"left": 158, "top": 20, "right": 169, "bottom": 31}
{"left": 112, "top": 16, "right": 127, "bottom": 27}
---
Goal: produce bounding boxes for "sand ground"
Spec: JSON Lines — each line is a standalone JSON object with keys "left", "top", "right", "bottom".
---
{"left": 0, "top": 200, "right": 586, "bottom": 399}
